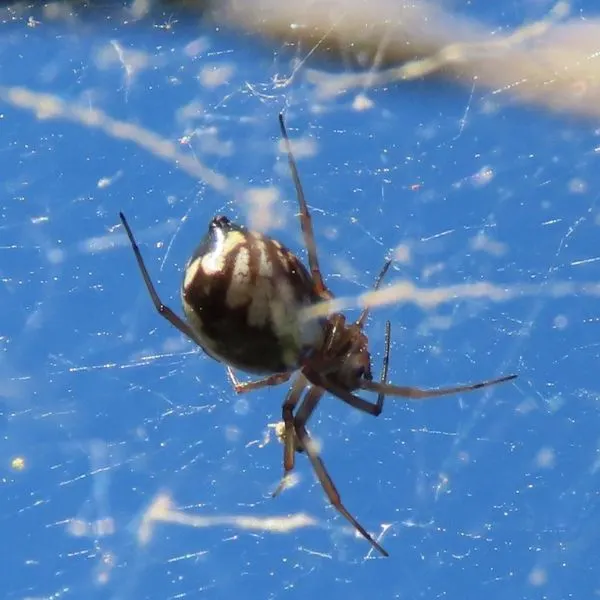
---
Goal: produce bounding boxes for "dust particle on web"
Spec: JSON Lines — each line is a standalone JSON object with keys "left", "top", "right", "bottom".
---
{"left": 10, "top": 456, "right": 26, "bottom": 471}
{"left": 198, "top": 64, "right": 235, "bottom": 88}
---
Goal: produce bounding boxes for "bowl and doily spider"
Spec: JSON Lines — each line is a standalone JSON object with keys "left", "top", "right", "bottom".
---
{"left": 119, "top": 114, "right": 517, "bottom": 556}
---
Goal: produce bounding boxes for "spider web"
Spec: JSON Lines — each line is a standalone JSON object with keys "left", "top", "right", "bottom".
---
{"left": 1, "top": 1, "right": 598, "bottom": 599}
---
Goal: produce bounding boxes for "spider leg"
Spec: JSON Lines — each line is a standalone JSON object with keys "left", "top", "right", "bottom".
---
{"left": 226, "top": 366, "right": 292, "bottom": 394}
{"left": 375, "top": 320, "right": 391, "bottom": 413}
{"left": 361, "top": 373, "right": 518, "bottom": 399}
{"left": 303, "top": 320, "right": 393, "bottom": 416}
{"left": 272, "top": 375, "right": 310, "bottom": 497}
{"left": 290, "top": 322, "right": 389, "bottom": 454}
{"left": 120, "top": 212, "right": 203, "bottom": 346}
{"left": 293, "top": 391, "right": 389, "bottom": 557}
{"left": 306, "top": 367, "right": 385, "bottom": 416}
{"left": 278, "top": 113, "right": 331, "bottom": 299}
{"left": 355, "top": 259, "right": 393, "bottom": 329}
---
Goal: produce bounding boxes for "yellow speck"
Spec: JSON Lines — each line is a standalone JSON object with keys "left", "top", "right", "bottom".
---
{"left": 11, "top": 456, "right": 26, "bottom": 471}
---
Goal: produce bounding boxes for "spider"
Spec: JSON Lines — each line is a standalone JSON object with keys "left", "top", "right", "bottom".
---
{"left": 119, "top": 113, "right": 517, "bottom": 557}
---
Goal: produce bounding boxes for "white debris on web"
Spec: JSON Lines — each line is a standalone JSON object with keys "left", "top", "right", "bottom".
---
{"left": 301, "top": 278, "right": 600, "bottom": 321}
{"left": 305, "top": 1, "right": 572, "bottom": 99}
{"left": 0, "top": 86, "right": 230, "bottom": 192}
{"left": 138, "top": 492, "right": 319, "bottom": 545}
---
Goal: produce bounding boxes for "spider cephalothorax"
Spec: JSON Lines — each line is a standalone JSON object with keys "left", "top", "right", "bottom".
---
{"left": 120, "top": 114, "right": 517, "bottom": 557}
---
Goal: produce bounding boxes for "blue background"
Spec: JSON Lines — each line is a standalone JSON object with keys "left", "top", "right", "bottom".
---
{"left": 1, "top": 2, "right": 598, "bottom": 599}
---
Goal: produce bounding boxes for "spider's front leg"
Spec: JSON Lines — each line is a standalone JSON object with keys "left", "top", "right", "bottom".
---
{"left": 304, "top": 320, "right": 392, "bottom": 418}
{"left": 361, "top": 372, "right": 518, "bottom": 399}
{"left": 272, "top": 376, "right": 313, "bottom": 497}
{"left": 285, "top": 379, "right": 389, "bottom": 557}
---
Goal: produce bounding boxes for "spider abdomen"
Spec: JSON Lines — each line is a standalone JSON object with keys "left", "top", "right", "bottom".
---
{"left": 181, "top": 215, "right": 325, "bottom": 374}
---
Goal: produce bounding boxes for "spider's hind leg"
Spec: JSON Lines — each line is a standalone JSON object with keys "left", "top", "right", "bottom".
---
{"left": 226, "top": 366, "right": 291, "bottom": 394}
{"left": 119, "top": 212, "right": 202, "bottom": 345}
{"left": 278, "top": 113, "right": 330, "bottom": 298}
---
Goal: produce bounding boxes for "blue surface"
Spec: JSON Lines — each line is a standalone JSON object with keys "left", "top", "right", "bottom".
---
{"left": 1, "top": 3, "right": 599, "bottom": 599}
